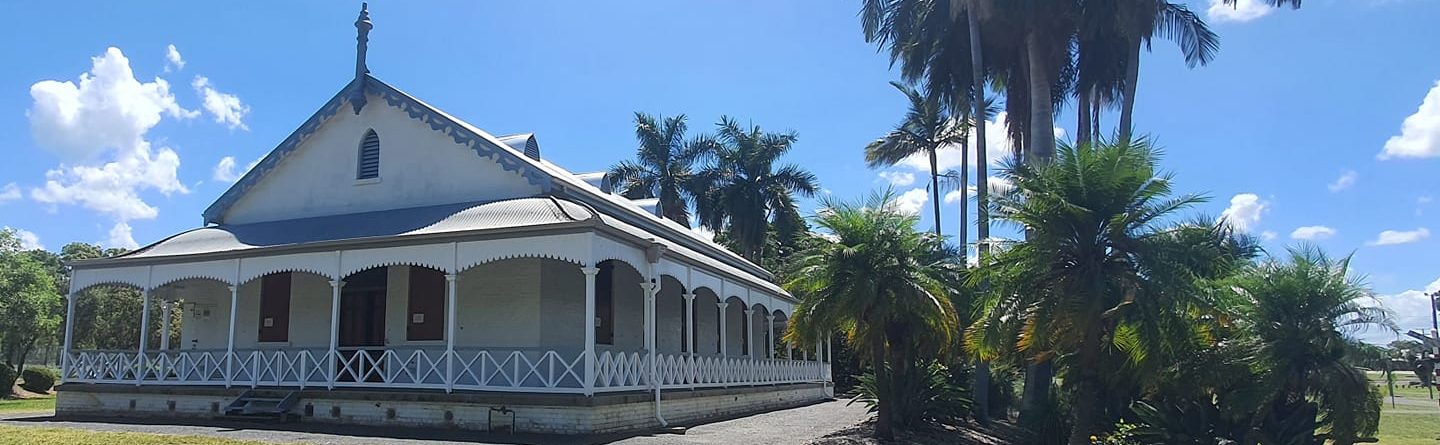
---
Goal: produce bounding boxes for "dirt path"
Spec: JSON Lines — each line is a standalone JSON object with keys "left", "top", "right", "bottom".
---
{"left": 0, "top": 400, "right": 870, "bottom": 445}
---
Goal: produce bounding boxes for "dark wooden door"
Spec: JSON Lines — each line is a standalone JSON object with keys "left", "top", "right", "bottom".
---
{"left": 339, "top": 289, "right": 386, "bottom": 347}
{"left": 338, "top": 268, "right": 387, "bottom": 382}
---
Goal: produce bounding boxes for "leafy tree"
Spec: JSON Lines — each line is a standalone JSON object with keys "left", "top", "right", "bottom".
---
{"left": 694, "top": 117, "right": 818, "bottom": 262}
{"left": 969, "top": 139, "right": 1256, "bottom": 444}
{"left": 604, "top": 112, "right": 711, "bottom": 226}
{"left": 1229, "top": 247, "right": 1394, "bottom": 444}
{"left": 784, "top": 190, "right": 961, "bottom": 439}
{"left": 865, "top": 81, "right": 969, "bottom": 238}
{"left": 0, "top": 229, "right": 63, "bottom": 376}
{"left": 60, "top": 242, "right": 144, "bottom": 351}
{"left": 1075, "top": 0, "right": 1218, "bottom": 142}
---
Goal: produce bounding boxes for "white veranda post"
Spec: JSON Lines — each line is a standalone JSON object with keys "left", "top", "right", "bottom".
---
{"left": 581, "top": 266, "right": 599, "bottom": 395}
{"left": 137, "top": 289, "right": 152, "bottom": 375}
{"left": 743, "top": 309, "right": 754, "bottom": 359}
{"left": 61, "top": 291, "right": 76, "bottom": 381}
{"left": 765, "top": 314, "right": 774, "bottom": 359}
{"left": 683, "top": 292, "right": 696, "bottom": 389}
{"left": 682, "top": 293, "right": 696, "bottom": 358}
{"left": 224, "top": 285, "right": 239, "bottom": 388}
{"left": 328, "top": 280, "right": 345, "bottom": 389}
{"left": 444, "top": 273, "right": 458, "bottom": 393}
{"left": 160, "top": 299, "right": 172, "bottom": 351}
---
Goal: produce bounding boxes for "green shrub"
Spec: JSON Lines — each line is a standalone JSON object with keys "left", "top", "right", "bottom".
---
{"left": 20, "top": 367, "right": 57, "bottom": 393}
{"left": 850, "top": 361, "right": 972, "bottom": 426}
{"left": 0, "top": 364, "right": 15, "bottom": 397}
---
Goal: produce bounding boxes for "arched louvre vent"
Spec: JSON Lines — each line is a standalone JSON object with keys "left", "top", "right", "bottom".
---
{"left": 357, "top": 130, "right": 380, "bottom": 179}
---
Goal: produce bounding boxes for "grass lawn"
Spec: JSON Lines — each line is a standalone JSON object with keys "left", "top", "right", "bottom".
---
{"left": 1370, "top": 371, "right": 1440, "bottom": 444}
{"left": 0, "top": 425, "right": 270, "bottom": 445}
{"left": 0, "top": 396, "right": 55, "bottom": 413}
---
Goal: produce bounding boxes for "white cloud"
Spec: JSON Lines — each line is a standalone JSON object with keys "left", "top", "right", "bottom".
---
{"left": 1379, "top": 80, "right": 1440, "bottom": 160}
{"left": 1361, "top": 277, "right": 1440, "bottom": 344}
{"left": 877, "top": 171, "right": 916, "bottom": 187}
{"left": 106, "top": 221, "right": 139, "bottom": 250}
{"left": 1207, "top": 0, "right": 1272, "bottom": 23}
{"left": 943, "top": 189, "right": 965, "bottom": 205}
{"left": 0, "top": 183, "right": 20, "bottom": 203}
{"left": 1327, "top": 170, "right": 1357, "bottom": 192}
{"left": 26, "top": 47, "right": 198, "bottom": 244}
{"left": 164, "top": 44, "right": 185, "bottom": 72}
{"left": 28, "top": 47, "right": 195, "bottom": 160}
{"left": 1261, "top": 230, "right": 1278, "bottom": 241}
{"left": 212, "top": 155, "right": 262, "bottom": 183}
{"left": 192, "top": 76, "right": 250, "bottom": 131}
{"left": 897, "top": 112, "right": 1030, "bottom": 173}
{"left": 944, "top": 176, "right": 1015, "bottom": 204}
{"left": 1290, "top": 225, "right": 1337, "bottom": 240}
{"left": 891, "top": 188, "right": 930, "bottom": 216}
{"left": 1367, "top": 228, "right": 1430, "bottom": 246}
{"left": 1219, "top": 193, "right": 1267, "bottom": 233}
{"left": 3, "top": 227, "right": 44, "bottom": 251}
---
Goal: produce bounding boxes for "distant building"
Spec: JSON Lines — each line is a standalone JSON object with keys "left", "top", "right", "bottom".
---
{"left": 58, "top": 4, "right": 831, "bottom": 434}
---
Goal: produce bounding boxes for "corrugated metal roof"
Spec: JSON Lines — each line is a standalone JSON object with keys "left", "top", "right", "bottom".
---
{"left": 118, "top": 197, "right": 593, "bottom": 259}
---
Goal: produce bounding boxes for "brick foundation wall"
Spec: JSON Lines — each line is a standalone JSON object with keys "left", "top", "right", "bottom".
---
{"left": 56, "top": 384, "right": 831, "bottom": 435}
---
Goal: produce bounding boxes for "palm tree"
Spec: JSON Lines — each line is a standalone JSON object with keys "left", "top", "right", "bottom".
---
{"left": 603, "top": 112, "right": 710, "bottom": 226}
{"left": 865, "top": 81, "right": 969, "bottom": 238}
{"left": 1081, "top": 0, "right": 1218, "bottom": 141}
{"left": 785, "top": 190, "right": 961, "bottom": 439}
{"left": 969, "top": 139, "right": 1256, "bottom": 444}
{"left": 693, "top": 117, "right": 819, "bottom": 262}
{"left": 1230, "top": 247, "right": 1394, "bottom": 444}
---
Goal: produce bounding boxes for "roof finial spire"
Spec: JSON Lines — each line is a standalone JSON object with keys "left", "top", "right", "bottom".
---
{"left": 355, "top": 2, "right": 372, "bottom": 79}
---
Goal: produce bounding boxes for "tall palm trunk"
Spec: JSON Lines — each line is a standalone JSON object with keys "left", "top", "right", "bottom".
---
{"left": 1066, "top": 326, "right": 1107, "bottom": 445}
{"left": 1025, "top": 29, "right": 1057, "bottom": 162}
{"left": 958, "top": 138, "right": 969, "bottom": 256}
{"left": 1077, "top": 86, "right": 1092, "bottom": 146}
{"left": 928, "top": 148, "right": 943, "bottom": 238}
{"left": 871, "top": 336, "right": 894, "bottom": 440}
{"left": 1118, "top": 37, "right": 1142, "bottom": 141}
{"left": 1018, "top": 359, "right": 1054, "bottom": 428}
{"left": 966, "top": 1, "right": 993, "bottom": 423}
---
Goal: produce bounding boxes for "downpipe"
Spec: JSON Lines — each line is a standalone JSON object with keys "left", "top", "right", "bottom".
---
{"left": 646, "top": 261, "right": 669, "bottom": 427}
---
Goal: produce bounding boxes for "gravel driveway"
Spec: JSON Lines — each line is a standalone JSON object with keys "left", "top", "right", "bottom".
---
{"left": 0, "top": 400, "right": 870, "bottom": 445}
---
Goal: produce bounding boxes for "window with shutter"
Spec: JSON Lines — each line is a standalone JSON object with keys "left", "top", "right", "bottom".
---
{"left": 258, "top": 273, "right": 292, "bottom": 343}
{"left": 357, "top": 130, "right": 380, "bottom": 179}
{"left": 406, "top": 267, "right": 445, "bottom": 341}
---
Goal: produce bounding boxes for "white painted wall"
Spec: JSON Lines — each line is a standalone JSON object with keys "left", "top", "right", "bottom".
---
{"left": 693, "top": 290, "right": 720, "bottom": 356}
{"left": 173, "top": 280, "right": 229, "bottom": 351}
{"left": 608, "top": 263, "right": 645, "bottom": 353}
{"left": 724, "top": 297, "right": 746, "bottom": 357}
{"left": 171, "top": 260, "right": 651, "bottom": 355}
{"left": 222, "top": 93, "right": 543, "bottom": 225}
{"left": 655, "top": 278, "right": 684, "bottom": 354}
{"left": 751, "top": 305, "right": 771, "bottom": 358}
{"left": 538, "top": 261, "right": 585, "bottom": 351}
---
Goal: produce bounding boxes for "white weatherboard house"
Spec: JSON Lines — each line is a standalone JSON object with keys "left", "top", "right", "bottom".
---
{"left": 57, "top": 5, "right": 832, "bottom": 434}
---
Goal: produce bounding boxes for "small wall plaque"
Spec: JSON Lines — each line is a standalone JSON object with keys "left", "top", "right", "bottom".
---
{"left": 263, "top": 317, "right": 274, "bottom": 327}
{"left": 412, "top": 313, "right": 425, "bottom": 324}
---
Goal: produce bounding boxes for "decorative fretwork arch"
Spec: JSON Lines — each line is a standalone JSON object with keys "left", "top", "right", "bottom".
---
{"left": 239, "top": 252, "right": 339, "bottom": 284}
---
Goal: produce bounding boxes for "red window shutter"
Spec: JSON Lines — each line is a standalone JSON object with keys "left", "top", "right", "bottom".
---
{"left": 258, "top": 273, "right": 292, "bottom": 343}
{"left": 406, "top": 267, "right": 446, "bottom": 341}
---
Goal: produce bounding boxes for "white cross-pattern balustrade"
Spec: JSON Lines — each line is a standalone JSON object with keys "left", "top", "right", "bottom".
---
{"left": 63, "top": 348, "right": 827, "bottom": 393}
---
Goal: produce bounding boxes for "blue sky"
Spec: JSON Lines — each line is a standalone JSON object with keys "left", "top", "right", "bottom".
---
{"left": 0, "top": 1, "right": 1437, "bottom": 343}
